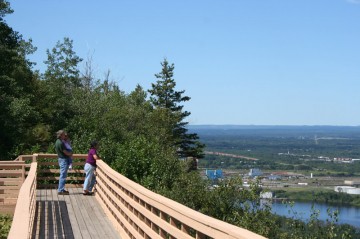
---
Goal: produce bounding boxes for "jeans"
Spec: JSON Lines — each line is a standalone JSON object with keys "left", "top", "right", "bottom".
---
{"left": 58, "top": 157, "right": 70, "bottom": 192}
{"left": 83, "top": 163, "right": 96, "bottom": 192}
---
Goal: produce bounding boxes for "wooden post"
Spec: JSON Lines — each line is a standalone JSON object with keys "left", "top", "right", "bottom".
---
{"left": 21, "top": 164, "right": 25, "bottom": 182}
{"left": 32, "top": 154, "right": 38, "bottom": 162}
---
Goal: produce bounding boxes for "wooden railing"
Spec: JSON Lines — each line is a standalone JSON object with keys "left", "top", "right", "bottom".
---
{"left": 95, "top": 160, "right": 266, "bottom": 239}
{"left": 0, "top": 160, "right": 28, "bottom": 214}
{"left": 5, "top": 154, "right": 266, "bottom": 239}
{"left": 31, "top": 153, "right": 87, "bottom": 189}
{"left": 7, "top": 162, "right": 37, "bottom": 239}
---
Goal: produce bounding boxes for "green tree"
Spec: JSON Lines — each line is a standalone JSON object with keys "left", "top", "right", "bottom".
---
{"left": 40, "top": 37, "right": 83, "bottom": 134}
{"left": 148, "top": 58, "right": 204, "bottom": 160}
{"left": 66, "top": 74, "right": 128, "bottom": 160}
{"left": 43, "top": 37, "right": 82, "bottom": 88}
{"left": 0, "top": 0, "right": 40, "bottom": 158}
{"left": 111, "top": 135, "right": 183, "bottom": 191}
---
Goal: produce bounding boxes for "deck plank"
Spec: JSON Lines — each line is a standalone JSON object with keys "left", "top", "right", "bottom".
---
{"left": 31, "top": 189, "right": 41, "bottom": 239}
{"left": 38, "top": 189, "right": 46, "bottom": 239}
{"left": 73, "top": 188, "right": 101, "bottom": 237}
{"left": 68, "top": 188, "right": 92, "bottom": 238}
{"left": 86, "top": 189, "right": 121, "bottom": 238}
{"left": 61, "top": 189, "right": 81, "bottom": 239}
{"left": 46, "top": 189, "right": 56, "bottom": 239}
{"left": 51, "top": 189, "right": 65, "bottom": 238}
{"left": 32, "top": 188, "right": 121, "bottom": 239}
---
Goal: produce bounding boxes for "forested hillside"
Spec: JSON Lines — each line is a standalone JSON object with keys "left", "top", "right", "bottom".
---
{"left": 1, "top": 1, "right": 359, "bottom": 238}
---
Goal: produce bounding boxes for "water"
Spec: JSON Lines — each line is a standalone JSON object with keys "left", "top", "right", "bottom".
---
{"left": 271, "top": 200, "right": 360, "bottom": 228}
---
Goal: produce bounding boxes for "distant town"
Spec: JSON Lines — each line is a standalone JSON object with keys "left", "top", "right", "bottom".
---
{"left": 204, "top": 167, "right": 360, "bottom": 196}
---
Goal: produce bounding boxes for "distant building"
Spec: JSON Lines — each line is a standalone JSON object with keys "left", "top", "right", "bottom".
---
{"left": 268, "top": 174, "right": 281, "bottom": 180}
{"left": 298, "top": 182, "right": 308, "bottom": 186}
{"left": 271, "top": 171, "right": 305, "bottom": 179}
{"left": 260, "top": 192, "right": 273, "bottom": 199}
{"left": 249, "top": 168, "right": 263, "bottom": 177}
{"left": 334, "top": 186, "right": 360, "bottom": 195}
{"left": 205, "top": 169, "right": 223, "bottom": 180}
{"left": 334, "top": 158, "right": 352, "bottom": 163}
{"left": 344, "top": 180, "right": 360, "bottom": 186}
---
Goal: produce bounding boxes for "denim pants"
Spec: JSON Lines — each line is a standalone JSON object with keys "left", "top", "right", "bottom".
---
{"left": 58, "top": 157, "right": 70, "bottom": 192}
{"left": 83, "top": 163, "right": 96, "bottom": 192}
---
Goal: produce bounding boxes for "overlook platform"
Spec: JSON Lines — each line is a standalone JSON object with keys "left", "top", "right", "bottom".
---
{"left": 33, "top": 188, "right": 120, "bottom": 239}
{"left": 1, "top": 154, "right": 266, "bottom": 239}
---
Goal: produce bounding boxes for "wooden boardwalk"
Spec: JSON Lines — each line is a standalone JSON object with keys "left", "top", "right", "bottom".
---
{"left": 6, "top": 155, "right": 266, "bottom": 239}
{"left": 31, "top": 188, "right": 121, "bottom": 239}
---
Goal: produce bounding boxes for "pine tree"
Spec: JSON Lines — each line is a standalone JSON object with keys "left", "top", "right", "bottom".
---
{"left": 148, "top": 59, "right": 204, "bottom": 162}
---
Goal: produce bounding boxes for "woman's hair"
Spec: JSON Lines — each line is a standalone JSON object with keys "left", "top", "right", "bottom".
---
{"left": 90, "top": 140, "right": 98, "bottom": 148}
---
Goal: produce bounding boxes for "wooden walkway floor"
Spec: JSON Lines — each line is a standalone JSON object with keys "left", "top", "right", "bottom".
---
{"left": 31, "top": 188, "right": 121, "bottom": 239}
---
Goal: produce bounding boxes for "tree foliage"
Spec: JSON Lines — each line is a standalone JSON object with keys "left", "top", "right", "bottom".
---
{"left": 0, "top": 0, "right": 40, "bottom": 158}
{"left": 0, "top": 214, "right": 11, "bottom": 239}
{"left": 40, "top": 37, "right": 83, "bottom": 134}
{"left": 148, "top": 58, "right": 204, "bottom": 160}
{"left": 1, "top": 2, "right": 358, "bottom": 238}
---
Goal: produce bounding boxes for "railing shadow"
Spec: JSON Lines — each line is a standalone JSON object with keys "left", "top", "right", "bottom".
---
{"left": 8, "top": 154, "right": 266, "bottom": 239}
{"left": 32, "top": 201, "right": 74, "bottom": 239}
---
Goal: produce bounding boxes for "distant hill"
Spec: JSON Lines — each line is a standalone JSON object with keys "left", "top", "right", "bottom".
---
{"left": 188, "top": 125, "right": 360, "bottom": 139}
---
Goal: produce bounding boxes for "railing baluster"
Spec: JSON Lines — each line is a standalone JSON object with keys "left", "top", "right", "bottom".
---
{"left": 182, "top": 224, "right": 190, "bottom": 235}
{"left": 7, "top": 154, "right": 267, "bottom": 239}
{"left": 196, "top": 231, "right": 207, "bottom": 239}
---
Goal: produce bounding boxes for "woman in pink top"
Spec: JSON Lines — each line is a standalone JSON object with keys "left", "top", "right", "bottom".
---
{"left": 83, "top": 140, "right": 99, "bottom": 195}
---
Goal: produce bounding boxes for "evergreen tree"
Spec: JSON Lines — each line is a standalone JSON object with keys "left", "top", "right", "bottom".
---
{"left": 148, "top": 59, "right": 204, "bottom": 161}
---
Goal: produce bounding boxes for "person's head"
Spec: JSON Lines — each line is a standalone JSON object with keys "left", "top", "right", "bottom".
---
{"left": 64, "top": 132, "right": 70, "bottom": 141}
{"left": 56, "top": 130, "right": 66, "bottom": 139}
{"left": 90, "top": 140, "right": 99, "bottom": 149}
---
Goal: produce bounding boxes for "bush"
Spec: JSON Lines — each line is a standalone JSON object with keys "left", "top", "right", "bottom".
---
{"left": 0, "top": 214, "right": 12, "bottom": 239}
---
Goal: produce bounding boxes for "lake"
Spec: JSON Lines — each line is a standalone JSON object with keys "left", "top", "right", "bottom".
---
{"left": 271, "top": 200, "right": 360, "bottom": 228}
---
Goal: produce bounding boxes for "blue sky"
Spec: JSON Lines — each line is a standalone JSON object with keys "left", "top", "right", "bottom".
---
{"left": 6, "top": 0, "right": 360, "bottom": 126}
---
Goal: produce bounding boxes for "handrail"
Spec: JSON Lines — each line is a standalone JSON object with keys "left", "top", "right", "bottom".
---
{"left": 7, "top": 162, "right": 37, "bottom": 239}
{"left": 6, "top": 154, "right": 266, "bottom": 239}
{"left": 0, "top": 161, "right": 26, "bottom": 181}
{"left": 34, "top": 153, "right": 87, "bottom": 189}
{"left": 95, "top": 160, "right": 266, "bottom": 239}
{"left": 0, "top": 161, "right": 27, "bottom": 215}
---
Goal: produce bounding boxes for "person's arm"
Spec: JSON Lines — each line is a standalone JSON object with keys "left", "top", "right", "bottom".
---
{"left": 63, "top": 149, "right": 73, "bottom": 156}
{"left": 93, "top": 153, "right": 100, "bottom": 160}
